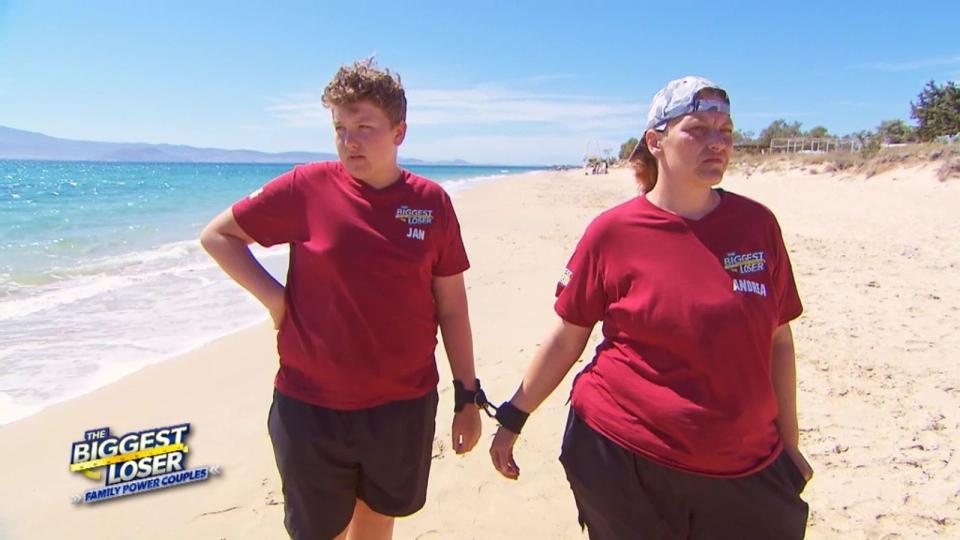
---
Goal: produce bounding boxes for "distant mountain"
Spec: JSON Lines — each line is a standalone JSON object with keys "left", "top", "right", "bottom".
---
{"left": 0, "top": 125, "right": 337, "bottom": 163}
{"left": 400, "top": 158, "right": 473, "bottom": 166}
{"left": 0, "top": 125, "right": 474, "bottom": 165}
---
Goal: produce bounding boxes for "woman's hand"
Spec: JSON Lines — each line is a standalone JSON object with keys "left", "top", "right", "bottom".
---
{"left": 784, "top": 445, "right": 814, "bottom": 482}
{"left": 490, "top": 426, "right": 521, "bottom": 479}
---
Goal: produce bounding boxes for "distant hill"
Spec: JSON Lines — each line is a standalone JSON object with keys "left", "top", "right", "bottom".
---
{"left": 400, "top": 158, "right": 473, "bottom": 166}
{"left": 0, "top": 125, "right": 473, "bottom": 165}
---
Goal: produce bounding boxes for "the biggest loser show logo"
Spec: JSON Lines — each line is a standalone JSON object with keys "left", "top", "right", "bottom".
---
{"left": 69, "top": 423, "right": 219, "bottom": 504}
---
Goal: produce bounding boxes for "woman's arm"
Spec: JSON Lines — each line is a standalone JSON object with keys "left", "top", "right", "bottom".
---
{"left": 489, "top": 318, "right": 594, "bottom": 479}
{"left": 771, "top": 322, "right": 813, "bottom": 480}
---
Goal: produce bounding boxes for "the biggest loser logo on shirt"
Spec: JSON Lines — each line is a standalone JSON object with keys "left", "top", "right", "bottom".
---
{"left": 723, "top": 250, "right": 768, "bottom": 297}
{"left": 395, "top": 205, "right": 434, "bottom": 241}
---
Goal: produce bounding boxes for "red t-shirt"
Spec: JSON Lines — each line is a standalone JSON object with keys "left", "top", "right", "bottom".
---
{"left": 555, "top": 190, "right": 802, "bottom": 477}
{"left": 232, "top": 161, "right": 469, "bottom": 409}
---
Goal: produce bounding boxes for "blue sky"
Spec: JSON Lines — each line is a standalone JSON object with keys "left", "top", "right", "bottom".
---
{"left": 1, "top": 0, "right": 958, "bottom": 165}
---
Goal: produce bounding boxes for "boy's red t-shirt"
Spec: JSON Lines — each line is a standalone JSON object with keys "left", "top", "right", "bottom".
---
{"left": 233, "top": 161, "right": 469, "bottom": 409}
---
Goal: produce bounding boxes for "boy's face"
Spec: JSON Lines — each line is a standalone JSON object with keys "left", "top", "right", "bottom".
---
{"left": 331, "top": 100, "right": 407, "bottom": 183}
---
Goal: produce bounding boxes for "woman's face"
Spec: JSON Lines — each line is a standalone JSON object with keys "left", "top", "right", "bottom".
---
{"left": 651, "top": 106, "right": 734, "bottom": 187}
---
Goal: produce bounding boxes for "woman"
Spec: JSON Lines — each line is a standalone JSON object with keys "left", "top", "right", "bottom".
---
{"left": 489, "top": 76, "right": 812, "bottom": 539}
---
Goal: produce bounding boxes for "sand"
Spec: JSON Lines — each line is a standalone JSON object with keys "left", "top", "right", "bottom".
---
{"left": 1, "top": 163, "right": 957, "bottom": 539}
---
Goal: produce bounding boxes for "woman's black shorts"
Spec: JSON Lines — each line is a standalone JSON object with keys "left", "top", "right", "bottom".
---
{"left": 559, "top": 409, "right": 809, "bottom": 540}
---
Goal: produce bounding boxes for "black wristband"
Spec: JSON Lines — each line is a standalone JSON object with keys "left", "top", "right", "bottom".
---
{"left": 453, "top": 379, "right": 481, "bottom": 413}
{"left": 494, "top": 401, "right": 529, "bottom": 434}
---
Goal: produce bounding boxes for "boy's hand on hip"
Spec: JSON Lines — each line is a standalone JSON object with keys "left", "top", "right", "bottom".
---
{"left": 265, "top": 286, "right": 286, "bottom": 330}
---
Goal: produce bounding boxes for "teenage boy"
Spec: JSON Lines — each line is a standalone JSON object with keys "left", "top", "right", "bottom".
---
{"left": 200, "top": 59, "right": 482, "bottom": 540}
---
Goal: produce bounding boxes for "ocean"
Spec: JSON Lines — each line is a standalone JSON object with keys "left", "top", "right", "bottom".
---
{"left": 0, "top": 160, "right": 542, "bottom": 425}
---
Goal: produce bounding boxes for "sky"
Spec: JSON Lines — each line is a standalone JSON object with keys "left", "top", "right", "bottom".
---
{"left": 1, "top": 0, "right": 958, "bottom": 165}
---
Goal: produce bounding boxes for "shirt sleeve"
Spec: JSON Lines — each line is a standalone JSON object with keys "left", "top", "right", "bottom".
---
{"left": 769, "top": 217, "right": 803, "bottom": 325}
{"left": 554, "top": 224, "right": 607, "bottom": 327}
{"left": 432, "top": 192, "right": 470, "bottom": 276}
{"left": 231, "top": 166, "right": 308, "bottom": 247}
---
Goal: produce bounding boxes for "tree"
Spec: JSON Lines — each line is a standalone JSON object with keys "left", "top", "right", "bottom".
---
{"left": 758, "top": 119, "right": 804, "bottom": 147}
{"left": 732, "top": 129, "right": 755, "bottom": 145}
{"left": 876, "top": 119, "right": 917, "bottom": 144}
{"left": 910, "top": 80, "right": 960, "bottom": 141}
{"left": 850, "top": 129, "right": 875, "bottom": 146}
{"left": 806, "top": 126, "right": 829, "bottom": 138}
{"left": 619, "top": 137, "right": 639, "bottom": 160}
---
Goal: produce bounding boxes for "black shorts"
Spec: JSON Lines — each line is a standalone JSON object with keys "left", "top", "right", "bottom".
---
{"left": 559, "top": 409, "right": 809, "bottom": 540}
{"left": 267, "top": 388, "right": 438, "bottom": 540}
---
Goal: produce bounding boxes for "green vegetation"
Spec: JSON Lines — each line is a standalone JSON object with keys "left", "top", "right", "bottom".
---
{"left": 619, "top": 137, "right": 639, "bottom": 160}
{"left": 911, "top": 80, "right": 960, "bottom": 141}
{"left": 877, "top": 120, "right": 917, "bottom": 144}
{"left": 757, "top": 120, "right": 804, "bottom": 147}
{"left": 728, "top": 143, "right": 960, "bottom": 181}
{"left": 618, "top": 80, "right": 959, "bottom": 154}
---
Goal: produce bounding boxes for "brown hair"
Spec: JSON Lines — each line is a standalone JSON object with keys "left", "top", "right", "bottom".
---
{"left": 630, "top": 138, "right": 659, "bottom": 193}
{"left": 322, "top": 58, "right": 407, "bottom": 126}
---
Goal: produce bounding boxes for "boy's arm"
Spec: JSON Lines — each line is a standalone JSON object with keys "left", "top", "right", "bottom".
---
{"left": 200, "top": 208, "right": 286, "bottom": 328}
{"left": 432, "top": 273, "right": 481, "bottom": 454}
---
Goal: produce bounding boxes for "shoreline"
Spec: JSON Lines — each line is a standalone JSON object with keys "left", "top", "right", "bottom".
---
{"left": 1, "top": 165, "right": 957, "bottom": 538}
{"left": 0, "top": 314, "right": 272, "bottom": 428}
{"left": 0, "top": 167, "right": 546, "bottom": 428}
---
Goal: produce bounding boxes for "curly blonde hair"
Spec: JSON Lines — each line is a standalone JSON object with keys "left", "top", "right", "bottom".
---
{"left": 322, "top": 58, "right": 407, "bottom": 126}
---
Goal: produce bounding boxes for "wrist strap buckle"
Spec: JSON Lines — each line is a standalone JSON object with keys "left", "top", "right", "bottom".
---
{"left": 452, "top": 379, "right": 529, "bottom": 434}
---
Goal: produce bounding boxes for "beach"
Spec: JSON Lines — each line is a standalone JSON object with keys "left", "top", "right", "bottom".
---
{"left": 1, "top": 164, "right": 958, "bottom": 539}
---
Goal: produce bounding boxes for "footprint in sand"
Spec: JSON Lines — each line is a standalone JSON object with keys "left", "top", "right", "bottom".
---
{"left": 432, "top": 438, "right": 446, "bottom": 460}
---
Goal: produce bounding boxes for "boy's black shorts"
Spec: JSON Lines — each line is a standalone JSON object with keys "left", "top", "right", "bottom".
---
{"left": 267, "top": 388, "right": 438, "bottom": 540}
{"left": 559, "top": 409, "right": 809, "bottom": 540}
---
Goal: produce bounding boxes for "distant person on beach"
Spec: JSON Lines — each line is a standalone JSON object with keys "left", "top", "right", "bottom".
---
{"left": 201, "top": 58, "right": 482, "bottom": 540}
{"left": 488, "top": 76, "right": 812, "bottom": 539}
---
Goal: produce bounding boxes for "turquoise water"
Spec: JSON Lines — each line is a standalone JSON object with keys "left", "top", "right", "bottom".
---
{"left": 0, "top": 160, "right": 542, "bottom": 424}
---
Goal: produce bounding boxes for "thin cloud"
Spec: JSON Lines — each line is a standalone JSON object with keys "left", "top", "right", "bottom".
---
{"left": 825, "top": 100, "right": 877, "bottom": 108}
{"left": 500, "top": 73, "right": 581, "bottom": 85}
{"left": 401, "top": 132, "right": 626, "bottom": 165}
{"left": 267, "top": 80, "right": 819, "bottom": 163}
{"left": 409, "top": 87, "right": 644, "bottom": 129}
{"left": 735, "top": 112, "right": 813, "bottom": 118}
{"left": 266, "top": 83, "right": 646, "bottom": 135}
{"left": 266, "top": 98, "right": 328, "bottom": 128}
{"left": 860, "top": 54, "right": 960, "bottom": 72}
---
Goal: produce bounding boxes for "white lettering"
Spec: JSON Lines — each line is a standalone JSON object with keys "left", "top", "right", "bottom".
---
{"left": 732, "top": 279, "right": 767, "bottom": 297}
